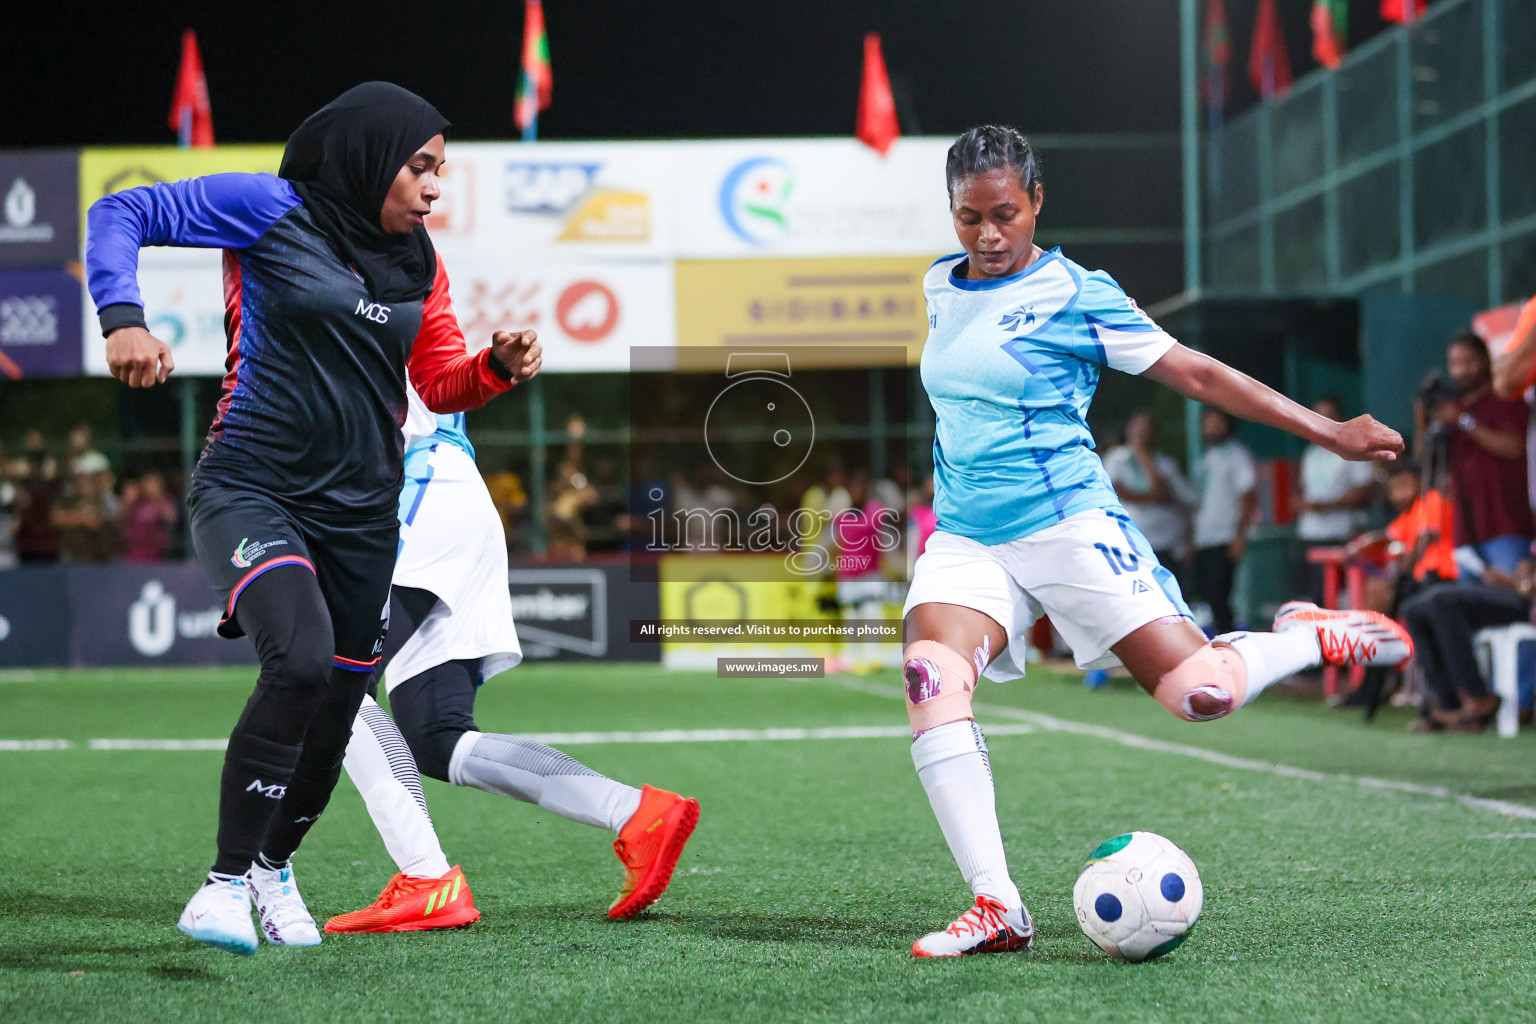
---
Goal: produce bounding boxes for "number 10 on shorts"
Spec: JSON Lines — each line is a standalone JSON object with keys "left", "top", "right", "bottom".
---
{"left": 1093, "top": 542, "right": 1140, "bottom": 575}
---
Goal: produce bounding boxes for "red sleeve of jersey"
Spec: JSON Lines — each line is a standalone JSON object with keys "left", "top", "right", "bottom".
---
{"left": 407, "top": 257, "right": 514, "bottom": 413}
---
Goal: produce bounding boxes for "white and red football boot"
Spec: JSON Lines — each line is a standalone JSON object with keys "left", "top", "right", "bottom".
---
{"left": 911, "top": 895, "right": 1034, "bottom": 958}
{"left": 1272, "top": 601, "right": 1414, "bottom": 669}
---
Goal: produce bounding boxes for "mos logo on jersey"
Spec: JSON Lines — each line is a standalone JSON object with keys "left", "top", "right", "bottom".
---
{"left": 355, "top": 300, "right": 391, "bottom": 324}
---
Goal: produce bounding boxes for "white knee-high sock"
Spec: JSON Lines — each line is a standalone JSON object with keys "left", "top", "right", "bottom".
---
{"left": 1217, "top": 630, "right": 1323, "bottom": 708}
{"left": 910, "top": 720, "right": 1022, "bottom": 909}
{"left": 343, "top": 695, "right": 452, "bottom": 879}
{"left": 447, "top": 731, "right": 643, "bottom": 834}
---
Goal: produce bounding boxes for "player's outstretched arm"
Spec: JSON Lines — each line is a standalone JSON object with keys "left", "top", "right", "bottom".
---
{"left": 1143, "top": 342, "right": 1403, "bottom": 462}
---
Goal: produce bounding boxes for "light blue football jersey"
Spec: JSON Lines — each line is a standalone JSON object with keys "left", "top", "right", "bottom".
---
{"left": 920, "top": 248, "right": 1177, "bottom": 545}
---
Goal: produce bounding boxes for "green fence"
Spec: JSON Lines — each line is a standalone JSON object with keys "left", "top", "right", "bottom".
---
{"left": 1203, "top": 0, "right": 1536, "bottom": 306}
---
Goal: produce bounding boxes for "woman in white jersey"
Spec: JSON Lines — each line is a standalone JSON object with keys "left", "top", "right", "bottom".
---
{"left": 902, "top": 126, "right": 1415, "bottom": 958}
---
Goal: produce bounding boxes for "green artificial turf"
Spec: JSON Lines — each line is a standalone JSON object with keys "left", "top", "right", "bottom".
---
{"left": 2, "top": 664, "right": 1535, "bottom": 1023}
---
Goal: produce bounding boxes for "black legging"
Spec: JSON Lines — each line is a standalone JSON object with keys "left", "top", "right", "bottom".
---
{"left": 372, "top": 585, "right": 480, "bottom": 782}
{"left": 1193, "top": 545, "right": 1236, "bottom": 635}
{"left": 1398, "top": 583, "right": 1528, "bottom": 711}
{"left": 213, "top": 566, "right": 371, "bottom": 873}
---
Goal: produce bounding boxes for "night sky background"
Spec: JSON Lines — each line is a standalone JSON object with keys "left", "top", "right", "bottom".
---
{"left": 0, "top": 1, "right": 1414, "bottom": 459}
{"left": 7, "top": 0, "right": 1404, "bottom": 146}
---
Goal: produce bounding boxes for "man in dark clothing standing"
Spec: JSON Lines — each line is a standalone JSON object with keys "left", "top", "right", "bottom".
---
{"left": 1422, "top": 333, "right": 1532, "bottom": 574}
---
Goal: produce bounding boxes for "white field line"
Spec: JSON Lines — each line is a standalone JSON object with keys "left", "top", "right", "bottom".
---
{"left": 0, "top": 722, "right": 1038, "bottom": 754}
{"left": 7, "top": 681, "right": 1531, "bottom": 822}
{"left": 835, "top": 677, "right": 1536, "bottom": 822}
{"left": 88, "top": 739, "right": 230, "bottom": 751}
{"left": 522, "top": 724, "right": 1039, "bottom": 744}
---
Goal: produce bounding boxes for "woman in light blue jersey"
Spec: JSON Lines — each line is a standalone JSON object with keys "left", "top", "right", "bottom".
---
{"left": 901, "top": 125, "right": 1414, "bottom": 958}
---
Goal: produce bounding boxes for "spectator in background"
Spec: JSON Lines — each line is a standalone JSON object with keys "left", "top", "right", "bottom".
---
{"left": 1398, "top": 559, "right": 1529, "bottom": 733}
{"left": 1345, "top": 459, "right": 1457, "bottom": 718}
{"left": 798, "top": 461, "right": 851, "bottom": 574}
{"left": 52, "top": 467, "right": 119, "bottom": 563}
{"left": 67, "top": 422, "right": 109, "bottom": 480}
{"left": 1103, "top": 409, "right": 1196, "bottom": 586}
{"left": 0, "top": 442, "right": 18, "bottom": 570}
{"left": 1419, "top": 332, "right": 1532, "bottom": 576}
{"left": 582, "top": 455, "right": 629, "bottom": 553}
{"left": 830, "top": 469, "right": 899, "bottom": 672}
{"left": 119, "top": 470, "right": 179, "bottom": 562}
{"left": 1294, "top": 395, "right": 1378, "bottom": 600}
{"left": 484, "top": 459, "right": 529, "bottom": 553}
{"left": 546, "top": 459, "right": 599, "bottom": 561}
{"left": 1380, "top": 458, "right": 1458, "bottom": 592}
{"left": 1192, "top": 407, "right": 1258, "bottom": 635}
{"left": 872, "top": 463, "right": 907, "bottom": 516}
{"left": 14, "top": 429, "right": 60, "bottom": 564}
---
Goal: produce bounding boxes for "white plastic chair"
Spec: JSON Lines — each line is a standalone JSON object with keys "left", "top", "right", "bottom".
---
{"left": 1472, "top": 623, "right": 1536, "bottom": 739}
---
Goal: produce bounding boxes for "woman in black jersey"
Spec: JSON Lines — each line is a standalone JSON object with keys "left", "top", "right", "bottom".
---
{"left": 87, "top": 83, "right": 539, "bottom": 955}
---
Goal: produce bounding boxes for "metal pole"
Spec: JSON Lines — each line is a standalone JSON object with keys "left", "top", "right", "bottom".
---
{"left": 868, "top": 366, "right": 887, "bottom": 480}
{"left": 1484, "top": 0, "right": 1503, "bottom": 304}
{"left": 1180, "top": 0, "right": 1202, "bottom": 294}
{"left": 1397, "top": 30, "right": 1415, "bottom": 295}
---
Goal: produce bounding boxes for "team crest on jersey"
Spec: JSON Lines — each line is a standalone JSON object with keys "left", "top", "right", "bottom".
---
{"left": 997, "top": 305, "right": 1038, "bottom": 331}
{"left": 231, "top": 537, "right": 289, "bottom": 568}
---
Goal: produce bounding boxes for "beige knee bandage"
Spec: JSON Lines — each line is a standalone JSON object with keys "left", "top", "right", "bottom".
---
{"left": 1153, "top": 643, "right": 1249, "bottom": 722}
{"left": 904, "top": 640, "right": 978, "bottom": 733}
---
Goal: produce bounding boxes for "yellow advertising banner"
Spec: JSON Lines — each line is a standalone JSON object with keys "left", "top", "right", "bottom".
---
{"left": 79, "top": 146, "right": 285, "bottom": 231}
{"left": 658, "top": 554, "right": 838, "bottom": 668}
{"left": 673, "top": 256, "right": 933, "bottom": 367}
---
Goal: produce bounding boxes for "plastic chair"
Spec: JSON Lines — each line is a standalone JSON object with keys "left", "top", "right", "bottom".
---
{"left": 1472, "top": 623, "right": 1536, "bottom": 739}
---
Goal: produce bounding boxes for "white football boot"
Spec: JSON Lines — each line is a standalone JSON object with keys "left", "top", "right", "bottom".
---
{"left": 177, "top": 874, "right": 259, "bottom": 956}
{"left": 911, "top": 895, "right": 1034, "bottom": 958}
{"left": 248, "top": 860, "right": 322, "bottom": 947}
{"left": 1272, "top": 601, "right": 1414, "bottom": 668}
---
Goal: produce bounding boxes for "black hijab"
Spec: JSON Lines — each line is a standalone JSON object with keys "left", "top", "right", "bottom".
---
{"left": 279, "top": 82, "right": 449, "bottom": 304}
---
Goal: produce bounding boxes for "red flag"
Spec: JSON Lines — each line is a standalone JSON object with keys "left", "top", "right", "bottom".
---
{"left": 514, "top": 0, "right": 553, "bottom": 140}
{"left": 1248, "top": 0, "right": 1293, "bottom": 100}
{"left": 856, "top": 33, "right": 899, "bottom": 156}
{"left": 1311, "top": 0, "right": 1347, "bottom": 69}
{"left": 167, "top": 30, "right": 214, "bottom": 148}
{"left": 1203, "top": 0, "right": 1231, "bottom": 121}
{"left": 1205, "top": 0, "right": 1232, "bottom": 68}
{"left": 1380, "top": 0, "right": 1428, "bottom": 23}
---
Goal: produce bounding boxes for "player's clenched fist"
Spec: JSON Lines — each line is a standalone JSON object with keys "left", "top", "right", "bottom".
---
{"left": 1327, "top": 414, "right": 1404, "bottom": 462}
{"left": 106, "top": 326, "right": 175, "bottom": 388}
{"left": 490, "top": 329, "right": 542, "bottom": 384}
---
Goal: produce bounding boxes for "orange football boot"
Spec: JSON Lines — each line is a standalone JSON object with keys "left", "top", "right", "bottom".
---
{"left": 323, "top": 865, "right": 480, "bottom": 933}
{"left": 608, "top": 784, "right": 700, "bottom": 919}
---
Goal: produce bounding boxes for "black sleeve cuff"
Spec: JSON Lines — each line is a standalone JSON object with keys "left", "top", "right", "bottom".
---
{"left": 485, "top": 347, "right": 514, "bottom": 382}
{"left": 99, "top": 303, "right": 147, "bottom": 338}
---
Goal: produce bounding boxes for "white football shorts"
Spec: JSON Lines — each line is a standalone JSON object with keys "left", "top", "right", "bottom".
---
{"left": 901, "top": 507, "right": 1194, "bottom": 681}
{"left": 386, "top": 442, "right": 523, "bottom": 692}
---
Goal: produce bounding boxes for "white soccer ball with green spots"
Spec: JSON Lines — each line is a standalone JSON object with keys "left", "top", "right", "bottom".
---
{"left": 1072, "top": 831, "right": 1203, "bottom": 962}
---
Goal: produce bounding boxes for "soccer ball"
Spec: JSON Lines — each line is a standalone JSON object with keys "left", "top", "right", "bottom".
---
{"left": 1072, "top": 831, "right": 1203, "bottom": 962}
